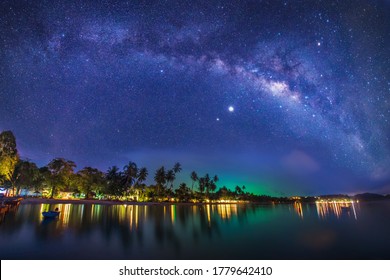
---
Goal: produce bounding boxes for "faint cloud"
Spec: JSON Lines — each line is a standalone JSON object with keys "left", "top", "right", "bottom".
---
{"left": 370, "top": 166, "right": 390, "bottom": 180}
{"left": 282, "top": 150, "right": 320, "bottom": 173}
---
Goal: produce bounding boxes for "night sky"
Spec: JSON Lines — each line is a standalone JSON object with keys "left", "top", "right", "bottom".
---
{"left": 1, "top": 0, "right": 389, "bottom": 196}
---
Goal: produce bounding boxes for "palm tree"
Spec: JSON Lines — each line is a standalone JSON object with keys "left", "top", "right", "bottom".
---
{"left": 166, "top": 169, "right": 175, "bottom": 190}
{"left": 198, "top": 177, "right": 205, "bottom": 194}
{"left": 241, "top": 185, "right": 246, "bottom": 200}
{"left": 171, "top": 162, "right": 182, "bottom": 189}
{"left": 173, "top": 162, "right": 182, "bottom": 174}
{"left": 123, "top": 161, "right": 138, "bottom": 196}
{"left": 204, "top": 173, "right": 211, "bottom": 195}
{"left": 105, "top": 166, "right": 123, "bottom": 198}
{"left": 134, "top": 167, "right": 148, "bottom": 200}
{"left": 107, "top": 166, "right": 120, "bottom": 179}
{"left": 190, "top": 171, "right": 198, "bottom": 191}
{"left": 136, "top": 167, "right": 148, "bottom": 185}
{"left": 209, "top": 181, "right": 217, "bottom": 194}
{"left": 175, "top": 182, "right": 191, "bottom": 202}
{"left": 154, "top": 166, "right": 166, "bottom": 196}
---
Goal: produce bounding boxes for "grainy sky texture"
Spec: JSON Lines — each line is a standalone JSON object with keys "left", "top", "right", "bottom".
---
{"left": 1, "top": 0, "right": 389, "bottom": 195}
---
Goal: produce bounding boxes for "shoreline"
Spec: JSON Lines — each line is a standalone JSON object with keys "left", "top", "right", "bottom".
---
{"left": 20, "top": 197, "right": 258, "bottom": 206}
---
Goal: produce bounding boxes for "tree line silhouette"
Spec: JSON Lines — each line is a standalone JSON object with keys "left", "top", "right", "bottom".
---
{"left": 0, "top": 130, "right": 275, "bottom": 202}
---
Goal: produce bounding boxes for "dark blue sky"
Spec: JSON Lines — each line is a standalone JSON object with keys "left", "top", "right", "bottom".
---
{"left": 1, "top": 0, "right": 389, "bottom": 195}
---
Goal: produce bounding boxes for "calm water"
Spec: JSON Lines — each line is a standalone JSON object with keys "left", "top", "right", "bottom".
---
{"left": 1, "top": 201, "right": 390, "bottom": 259}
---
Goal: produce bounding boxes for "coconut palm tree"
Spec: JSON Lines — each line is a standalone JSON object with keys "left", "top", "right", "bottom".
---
{"left": 173, "top": 162, "right": 182, "bottom": 174}
{"left": 105, "top": 166, "right": 124, "bottom": 198}
{"left": 209, "top": 181, "right": 217, "bottom": 194}
{"left": 204, "top": 173, "right": 211, "bottom": 195}
{"left": 134, "top": 167, "right": 148, "bottom": 199}
{"left": 137, "top": 167, "right": 148, "bottom": 185}
{"left": 107, "top": 166, "right": 120, "bottom": 178}
{"left": 198, "top": 177, "right": 205, "bottom": 194}
{"left": 171, "top": 162, "right": 182, "bottom": 189}
{"left": 190, "top": 171, "right": 198, "bottom": 191}
{"left": 123, "top": 161, "right": 138, "bottom": 196}
{"left": 175, "top": 183, "right": 191, "bottom": 202}
{"left": 154, "top": 166, "right": 166, "bottom": 196}
{"left": 166, "top": 169, "right": 175, "bottom": 190}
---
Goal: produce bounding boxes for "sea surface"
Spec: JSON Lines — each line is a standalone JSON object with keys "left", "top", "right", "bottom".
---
{"left": 1, "top": 201, "right": 390, "bottom": 259}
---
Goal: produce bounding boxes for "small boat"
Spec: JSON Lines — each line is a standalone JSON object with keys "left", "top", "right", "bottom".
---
{"left": 42, "top": 211, "right": 60, "bottom": 218}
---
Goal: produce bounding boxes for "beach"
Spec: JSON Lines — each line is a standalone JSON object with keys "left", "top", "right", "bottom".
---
{"left": 20, "top": 198, "right": 251, "bottom": 206}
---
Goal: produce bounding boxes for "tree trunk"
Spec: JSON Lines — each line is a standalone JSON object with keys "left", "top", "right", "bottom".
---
{"left": 50, "top": 185, "right": 56, "bottom": 199}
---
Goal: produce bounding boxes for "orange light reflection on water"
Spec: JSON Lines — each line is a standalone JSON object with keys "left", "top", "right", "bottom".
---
{"left": 171, "top": 205, "right": 175, "bottom": 224}
{"left": 61, "top": 204, "right": 71, "bottom": 227}
{"left": 216, "top": 204, "right": 237, "bottom": 220}
{"left": 206, "top": 204, "right": 211, "bottom": 226}
{"left": 117, "top": 205, "right": 140, "bottom": 230}
{"left": 294, "top": 202, "right": 304, "bottom": 219}
{"left": 315, "top": 201, "right": 357, "bottom": 220}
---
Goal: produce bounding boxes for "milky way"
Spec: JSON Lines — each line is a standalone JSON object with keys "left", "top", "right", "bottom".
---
{"left": 1, "top": 0, "right": 389, "bottom": 195}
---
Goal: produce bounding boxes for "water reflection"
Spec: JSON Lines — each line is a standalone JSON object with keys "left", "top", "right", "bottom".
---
{"left": 0, "top": 201, "right": 378, "bottom": 259}
{"left": 1, "top": 203, "right": 248, "bottom": 244}
{"left": 315, "top": 201, "right": 358, "bottom": 220}
{"left": 287, "top": 201, "right": 359, "bottom": 220}
{"left": 1, "top": 202, "right": 360, "bottom": 231}
{"left": 216, "top": 204, "right": 238, "bottom": 220}
{"left": 294, "top": 202, "right": 304, "bottom": 219}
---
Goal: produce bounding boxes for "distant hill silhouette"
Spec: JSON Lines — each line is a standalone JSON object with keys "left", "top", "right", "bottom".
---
{"left": 354, "top": 193, "right": 389, "bottom": 201}
{"left": 318, "top": 194, "right": 350, "bottom": 199}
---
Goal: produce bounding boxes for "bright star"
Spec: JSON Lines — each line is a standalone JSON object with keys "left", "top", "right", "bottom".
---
{"left": 228, "top": 106, "right": 234, "bottom": 112}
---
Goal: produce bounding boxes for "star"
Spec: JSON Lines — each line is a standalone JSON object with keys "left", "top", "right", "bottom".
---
{"left": 0, "top": 0, "right": 388, "bottom": 196}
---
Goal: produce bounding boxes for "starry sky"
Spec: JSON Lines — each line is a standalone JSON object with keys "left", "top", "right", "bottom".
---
{"left": 1, "top": 0, "right": 389, "bottom": 196}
